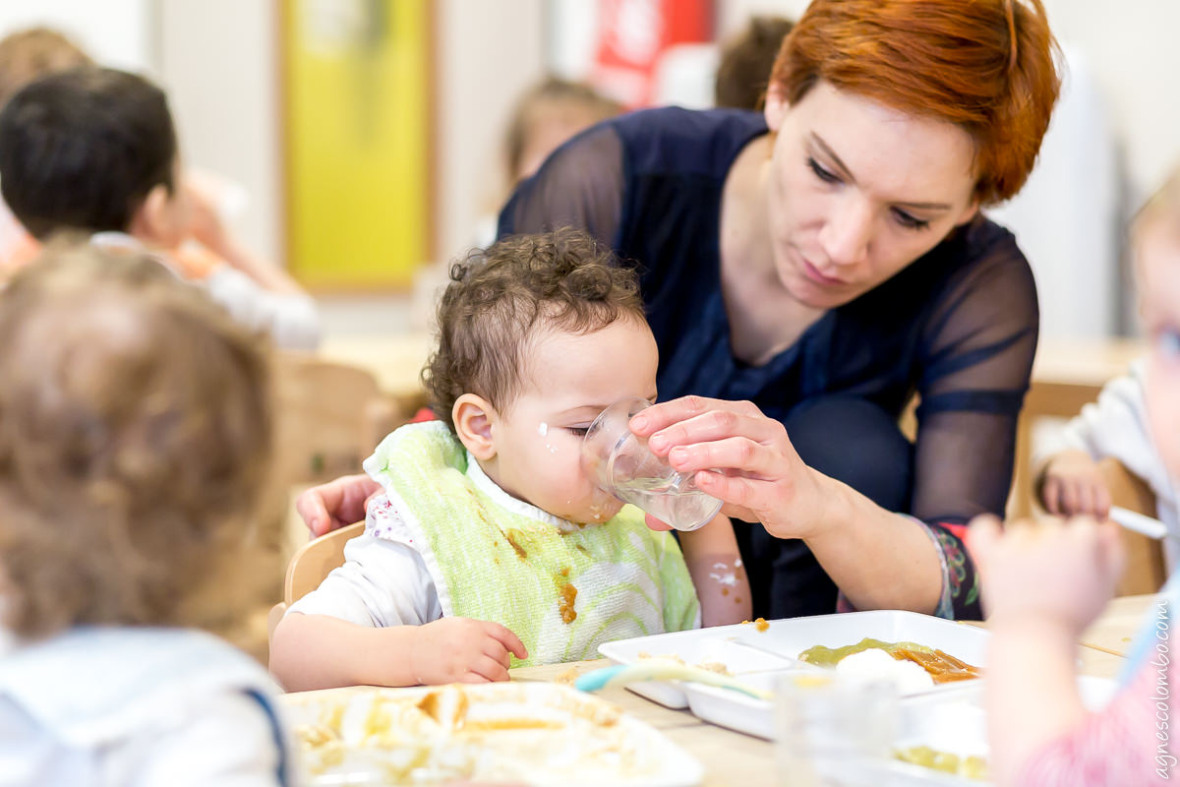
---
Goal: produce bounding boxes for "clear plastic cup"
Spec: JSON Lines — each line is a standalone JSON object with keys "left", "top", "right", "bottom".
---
{"left": 775, "top": 674, "right": 899, "bottom": 787}
{"left": 581, "top": 397, "right": 723, "bottom": 531}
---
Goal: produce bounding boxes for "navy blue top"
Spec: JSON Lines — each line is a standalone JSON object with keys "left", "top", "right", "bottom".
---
{"left": 499, "top": 108, "right": 1040, "bottom": 618}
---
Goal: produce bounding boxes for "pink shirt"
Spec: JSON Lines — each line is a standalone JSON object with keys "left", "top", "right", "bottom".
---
{"left": 1019, "top": 591, "right": 1179, "bottom": 785}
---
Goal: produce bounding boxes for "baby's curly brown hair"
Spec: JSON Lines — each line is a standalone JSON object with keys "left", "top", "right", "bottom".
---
{"left": 0, "top": 244, "right": 275, "bottom": 638}
{"left": 423, "top": 228, "right": 645, "bottom": 431}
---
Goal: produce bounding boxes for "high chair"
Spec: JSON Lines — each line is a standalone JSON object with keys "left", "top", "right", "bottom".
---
{"left": 273, "top": 352, "right": 405, "bottom": 486}
{"left": 267, "top": 521, "right": 365, "bottom": 646}
{"left": 1099, "top": 457, "right": 1167, "bottom": 596}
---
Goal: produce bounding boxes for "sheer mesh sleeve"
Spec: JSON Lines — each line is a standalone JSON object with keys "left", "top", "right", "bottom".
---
{"left": 913, "top": 231, "right": 1039, "bottom": 522}
{"left": 911, "top": 230, "right": 1038, "bottom": 618}
{"left": 496, "top": 124, "right": 627, "bottom": 247}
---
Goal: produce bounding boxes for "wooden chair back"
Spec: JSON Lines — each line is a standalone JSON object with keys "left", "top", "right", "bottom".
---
{"left": 284, "top": 521, "right": 366, "bottom": 605}
{"left": 1099, "top": 457, "right": 1167, "bottom": 596}
{"left": 273, "top": 352, "right": 403, "bottom": 485}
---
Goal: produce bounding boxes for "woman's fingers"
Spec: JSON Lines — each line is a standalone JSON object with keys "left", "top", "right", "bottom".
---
{"left": 629, "top": 395, "right": 724, "bottom": 436}
{"left": 633, "top": 397, "right": 766, "bottom": 447}
{"left": 295, "top": 474, "right": 381, "bottom": 535}
{"left": 294, "top": 489, "right": 332, "bottom": 536}
{"left": 666, "top": 434, "right": 790, "bottom": 480}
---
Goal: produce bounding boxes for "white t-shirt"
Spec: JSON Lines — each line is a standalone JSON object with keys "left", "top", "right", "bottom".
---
{"left": 90, "top": 232, "right": 321, "bottom": 350}
{"left": 1037, "top": 359, "right": 1180, "bottom": 566}
{"left": 0, "top": 627, "right": 290, "bottom": 787}
{"left": 286, "top": 495, "right": 443, "bottom": 627}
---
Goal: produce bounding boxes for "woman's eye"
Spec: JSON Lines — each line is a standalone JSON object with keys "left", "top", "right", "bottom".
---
{"left": 807, "top": 157, "right": 840, "bottom": 184}
{"left": 892, "top": 208, "right": 931, "bottom": 231}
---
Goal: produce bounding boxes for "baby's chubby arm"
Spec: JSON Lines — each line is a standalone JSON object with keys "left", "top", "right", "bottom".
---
{"left": 270, "top": 614, "right": 527, "bottom": 691}
{"left": 675, "top": 514, "right": 752, "bottom": 626}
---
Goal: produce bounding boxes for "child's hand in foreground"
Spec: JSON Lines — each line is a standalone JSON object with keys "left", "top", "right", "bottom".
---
{"left": 968, "top": 514, "right": 1124, "bottom": 637}
{"left": 1040, "top": 449, "right": 1111, "bottom": 518}
{"left": 410, "top": 617, "right": 528, "bottom": 685}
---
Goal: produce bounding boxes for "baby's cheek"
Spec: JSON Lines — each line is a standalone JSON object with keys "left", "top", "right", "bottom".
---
{"left": 1144, "top": 365, "right": 1180, "bottom": 479}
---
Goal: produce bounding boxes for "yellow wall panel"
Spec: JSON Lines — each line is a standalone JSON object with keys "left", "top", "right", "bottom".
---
{"left": 285, "top": 0, "right": 429, "bottom": 289}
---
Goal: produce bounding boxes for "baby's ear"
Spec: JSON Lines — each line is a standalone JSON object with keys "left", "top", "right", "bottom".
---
{"left": 453, "top": 394, "right": 497, "bottom": 460}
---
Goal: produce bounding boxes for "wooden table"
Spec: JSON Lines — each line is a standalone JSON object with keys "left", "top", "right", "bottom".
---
{"left": 1081, "top": 592, "right": 1157, "bottom": 658}
{"left": 508, "top": 596, "right": 1152, "bottom": 787}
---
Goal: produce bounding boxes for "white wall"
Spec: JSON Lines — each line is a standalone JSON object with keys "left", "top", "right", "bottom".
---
{"left": 1040, "top": 0, "right": 1180, "bottom": 207}
{"left": 0, "top": 0, "right": 152, "bottom": 72}
{"left": 435, "top": 0, "right": 546, "bottom": 263}
{"left": 157, "top": 1, "right": 280, "bottom": 263}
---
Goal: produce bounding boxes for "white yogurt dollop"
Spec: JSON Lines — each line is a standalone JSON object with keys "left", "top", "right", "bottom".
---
{"left": 834, "top": 648, "right": 934, "bottom": 693}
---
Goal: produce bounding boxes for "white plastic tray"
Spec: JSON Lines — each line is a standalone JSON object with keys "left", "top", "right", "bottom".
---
{"left": 600, "top": 610, "right": 992, "bottom": 733}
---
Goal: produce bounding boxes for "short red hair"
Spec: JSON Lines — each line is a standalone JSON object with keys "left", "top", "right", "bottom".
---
{"left": 771, "top": 0, "right": 1060, "bottom": 206}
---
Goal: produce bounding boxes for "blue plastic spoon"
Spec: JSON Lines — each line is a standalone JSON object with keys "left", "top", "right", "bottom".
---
{"left": 575, "top": 659, "right": 771, "bottom": 700}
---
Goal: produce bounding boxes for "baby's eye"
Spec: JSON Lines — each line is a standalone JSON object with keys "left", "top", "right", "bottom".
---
{"left": 1155, "top": 327, "right": 1180, "bottom": 359}
{"left": 565, "top": 426, "right": 590, "bottom": 437}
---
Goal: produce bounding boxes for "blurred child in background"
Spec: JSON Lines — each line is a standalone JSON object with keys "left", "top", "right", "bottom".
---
{"left": 970, "top": 173, "right": 1180, "bottom": 785}
{"left": 421, "top": 76, "right": 622, "bottom": 328}
{"left": 0, "top": 246, "right": 291, "bottom": 785}
{"left": 1034, "top": 363, "right": 1178, "bottom": 567}
{"left": 503, "top": 77, "right": 623, "bottom": 187}
{"left": 713, "top": 15, "right": 794, "bottom": 111}
{"left": 273, "top": 229, "right": 748, "bottom": 691}
{"left": 0, "top": 27, "right": 91, "bottom": 278}
{"left": 0, "top": 66, "right": 319, "bottom": 348}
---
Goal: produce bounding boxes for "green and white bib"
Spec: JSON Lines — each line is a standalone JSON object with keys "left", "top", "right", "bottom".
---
{"left": 363, "top": 421, "right": 700, "bottom": 667}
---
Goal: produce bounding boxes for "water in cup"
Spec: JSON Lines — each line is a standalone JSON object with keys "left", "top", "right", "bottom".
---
{"left": 582, "top": 398, "right": 723, "bottom": 531}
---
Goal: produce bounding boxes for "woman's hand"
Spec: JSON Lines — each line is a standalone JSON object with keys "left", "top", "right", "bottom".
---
{"left": 629, "top": 396, "right": 832, "bottom": 539}
{"left": 295, "top": 474, "right": 383, "bottom": 537}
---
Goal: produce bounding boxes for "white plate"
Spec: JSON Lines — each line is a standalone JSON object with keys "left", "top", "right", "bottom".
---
{"left": 600, "top": 610, "right": 991, "bottom": 734}
{"left": 280, "top": 682, "right": 704, "bottom": 786}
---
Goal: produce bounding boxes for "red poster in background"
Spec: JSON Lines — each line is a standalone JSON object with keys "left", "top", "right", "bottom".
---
{"left": 590, "top": 0, "right": 713, "bottom": 109}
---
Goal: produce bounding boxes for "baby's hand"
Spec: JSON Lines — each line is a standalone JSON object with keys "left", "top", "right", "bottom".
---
{"left": 968, "top": 514, "right": 1124, "bottom": 637}
{"left": 1040, "top": 449, "right": 1111, "bottom": 518}
{"left": 409, "top": 618, "right": 528, "bottom": 685}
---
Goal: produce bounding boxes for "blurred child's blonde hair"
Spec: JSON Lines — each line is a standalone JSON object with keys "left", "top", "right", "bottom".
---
{"left": 1134, "top": 171, "right": 1180, "bottom": 237}
{"left": 0, "top": 244, "right": 275, "bottom": 638}
{"left": 503, "top": 77, "right": 622, "bottom": 185}
{"left": 0, "top": 27, "right": 92, "bottom": 108}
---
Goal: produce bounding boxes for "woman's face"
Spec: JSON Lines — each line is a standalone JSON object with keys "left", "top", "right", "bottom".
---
{"left": 763, "top": 81, "right": 980, "bottom": 309}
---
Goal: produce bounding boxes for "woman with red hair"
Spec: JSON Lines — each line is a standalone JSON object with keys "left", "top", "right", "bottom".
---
{"left": 304, "top": 0, "right": 1060, "bottom": 623}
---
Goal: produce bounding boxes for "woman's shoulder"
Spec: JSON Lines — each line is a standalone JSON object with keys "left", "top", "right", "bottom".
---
{"left": 883, "top": 214, "right": 1035, "bottom": 308}
{"left": 609, "top": 107, "right": 768, "bottom": 178}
